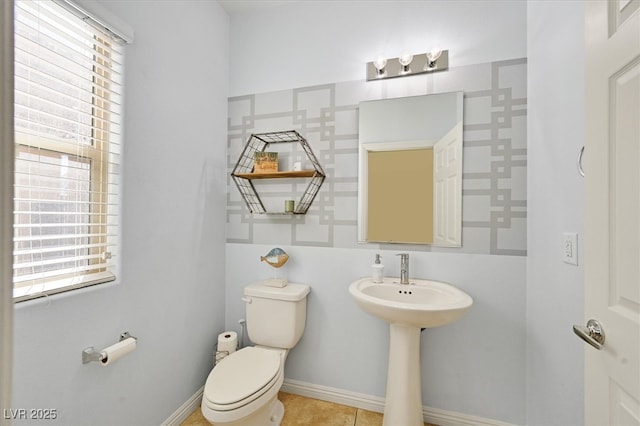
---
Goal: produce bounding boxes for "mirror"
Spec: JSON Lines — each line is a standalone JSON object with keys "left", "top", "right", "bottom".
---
{"left": 358, "top": 92, "right": 463, "bottom": 246}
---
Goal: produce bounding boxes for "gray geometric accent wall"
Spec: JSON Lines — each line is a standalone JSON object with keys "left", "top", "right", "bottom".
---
{"left": 227, "top": 58, "right": 527, "bottom": 256}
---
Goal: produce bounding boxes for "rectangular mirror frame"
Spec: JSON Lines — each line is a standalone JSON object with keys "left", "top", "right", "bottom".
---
{"left": 357, "top": 92, "right": 463, "bottom": 246}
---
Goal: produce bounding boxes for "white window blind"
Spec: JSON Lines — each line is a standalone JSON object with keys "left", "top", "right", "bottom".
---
{"left": 13, "top": 0, "right": 125, "bottom": 302}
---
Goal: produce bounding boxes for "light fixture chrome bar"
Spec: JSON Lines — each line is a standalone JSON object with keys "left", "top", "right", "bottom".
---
{"left": 366, "top": 50, "right": 449, "bottom": 81}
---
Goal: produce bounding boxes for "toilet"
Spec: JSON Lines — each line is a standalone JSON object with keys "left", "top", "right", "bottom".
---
{"left": 201, "top": 282, "right": 311, "bottom": 425}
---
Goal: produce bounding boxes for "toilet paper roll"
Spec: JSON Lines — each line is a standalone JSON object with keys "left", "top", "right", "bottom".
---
{"left": 217, "top": 331, "right": 238, "bottom": 356}
{"left": 100, "top": 337, "right": 137, "bottom": 366}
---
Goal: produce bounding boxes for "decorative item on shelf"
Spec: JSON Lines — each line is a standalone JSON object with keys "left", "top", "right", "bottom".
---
{"left": 366, "top": 49, "right": 449, "bottom": 81}
{"left": 284, "top": 200, "right": 295, "bottom": 213}
{"left": 230, "top": 130, "right": 326, "bottom": 215}
{"left": 260, "top": 247, "right": 289, "bottom": 288}
{"left": 253, "top": 152, "right": 278, "bottom": 173}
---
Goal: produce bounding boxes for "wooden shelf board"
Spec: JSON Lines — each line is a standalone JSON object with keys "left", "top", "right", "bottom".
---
{"left": 233, "top": 170, "right": 318, "bottom": 179}
{"left": 263, "top": 211, "right": 304, "bottom": 215}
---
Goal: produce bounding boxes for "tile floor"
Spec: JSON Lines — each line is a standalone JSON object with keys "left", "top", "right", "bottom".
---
{"left": 182, "top": 392, "right": 437, "bottom": 426}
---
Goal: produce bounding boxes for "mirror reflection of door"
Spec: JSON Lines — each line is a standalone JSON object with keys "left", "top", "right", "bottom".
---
{"left": 433, "top": 123, "right": 462, "bottom": 246}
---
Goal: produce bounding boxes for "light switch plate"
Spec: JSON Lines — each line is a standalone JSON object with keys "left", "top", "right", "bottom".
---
{"left": 563, "top": 232, "right": 578, "bottom": 265}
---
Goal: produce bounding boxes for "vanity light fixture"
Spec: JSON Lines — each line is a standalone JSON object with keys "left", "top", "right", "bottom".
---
{"left": 366, "top": 49, "right": 449, "bottom": 81}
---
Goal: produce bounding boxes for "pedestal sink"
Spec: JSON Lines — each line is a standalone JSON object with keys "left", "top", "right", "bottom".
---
{"left": 349, "top": 277, "right": 473, "bottom": 426}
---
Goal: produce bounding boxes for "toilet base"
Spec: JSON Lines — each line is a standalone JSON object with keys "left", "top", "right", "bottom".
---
{"left": 270, "top": 398, "right": 284, "bottom": 425}
{"left": 207, "top": 396, "right": 284, "bottom": 426}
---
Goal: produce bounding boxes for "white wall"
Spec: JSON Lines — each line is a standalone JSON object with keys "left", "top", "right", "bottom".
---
{"left": 227, "top": 244, "right": 526, "bottom": 423}
{"left": 227, "top": 0, "right": 526, "bottom": 96}
{"left": 11, "top": 1, "right": 229, "bottom": 424}
{"left": 526, "top": 1, "right": 585, "bottom": 425}
{"left": 225, "top": 2, "right": 528, "bottom": 424}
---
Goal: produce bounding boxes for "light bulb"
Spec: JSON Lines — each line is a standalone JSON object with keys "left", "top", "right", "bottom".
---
{"left": 398, "top": 52, "right": 413, "bottom": 73}
{"left": 373, "top": 56, "right": 387, "bottom": 70}
{"left": 373, "top": 56, "right": 387, "bottom": 77}
{"left": 425, "top": 49, "right": 442, "bottom": 70}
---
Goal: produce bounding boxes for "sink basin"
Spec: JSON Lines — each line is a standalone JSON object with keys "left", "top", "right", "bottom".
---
{"left": 349, "top": 277, "right": 473, "bottom": 425}
{"left": 349, "top": 277, "right": 473, "bottom": 328}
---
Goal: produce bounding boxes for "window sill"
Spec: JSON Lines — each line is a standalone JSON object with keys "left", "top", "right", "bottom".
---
{"left": 13, "top": 271, "right": 116, "bottom": 303}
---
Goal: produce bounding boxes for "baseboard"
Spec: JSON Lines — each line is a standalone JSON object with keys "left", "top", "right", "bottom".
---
{"left": 164, "top": 380, "right": 516, "bottom": 426}
{"left": 161, "top": 385, "right": 204, "bottom": 426}
{"left": 281, "top": 379, "right": 516, "bottom": 426}
{"left": 281, "top": 378, "right": 386, "bottom": 413}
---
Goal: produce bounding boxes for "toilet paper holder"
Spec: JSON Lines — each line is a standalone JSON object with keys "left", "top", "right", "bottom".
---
{"left": 82, "top": 331, "right": 137, "bottom": 364}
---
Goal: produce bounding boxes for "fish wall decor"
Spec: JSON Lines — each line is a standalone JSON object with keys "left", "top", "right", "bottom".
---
{"left": 260, "top": 248, "right": 289, "bottom": 268}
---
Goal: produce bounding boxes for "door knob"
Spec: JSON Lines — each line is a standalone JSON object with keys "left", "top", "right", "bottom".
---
{"left": 573, "top": 319, "right": 605, "bottom": 350}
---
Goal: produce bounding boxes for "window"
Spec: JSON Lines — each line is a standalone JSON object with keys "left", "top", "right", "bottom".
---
{"left": 13, "top": 0, "right": 126, "bottom": 302}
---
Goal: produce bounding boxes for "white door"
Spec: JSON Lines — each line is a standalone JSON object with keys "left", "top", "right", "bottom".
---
{"left": 581, "top": 0, "right": 640, "bottom": 424}
{"left": 433, "top": 122, "right": 462, "bottom": 246}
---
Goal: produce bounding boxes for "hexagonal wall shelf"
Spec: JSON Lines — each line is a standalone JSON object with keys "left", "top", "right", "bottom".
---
{"left": 231, "top": 130, "right": 326, "bottom": 214}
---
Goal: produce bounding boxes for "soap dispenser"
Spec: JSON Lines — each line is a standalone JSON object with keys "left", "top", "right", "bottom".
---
{"left": 372, "top": 254, "right": 384, "bottom": 283}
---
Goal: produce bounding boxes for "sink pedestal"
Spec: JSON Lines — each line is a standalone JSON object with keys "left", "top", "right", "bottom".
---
{"left": 349, "top": 277, "right": 473, "bottom": 426}
{"left": 383, "top": 323, "right": 423, "bottom": 426}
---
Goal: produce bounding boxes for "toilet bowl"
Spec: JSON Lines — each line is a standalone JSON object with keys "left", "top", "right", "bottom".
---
{"left": 201, "top": 282, "right": 310, "bottom": 426}
{"left": 201, "top": 347, "right": 286, "bottom": 425}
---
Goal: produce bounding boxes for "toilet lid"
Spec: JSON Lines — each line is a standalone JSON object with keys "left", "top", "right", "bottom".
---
{"left": 204, "top": 347, "right": 281, "bottom": 406}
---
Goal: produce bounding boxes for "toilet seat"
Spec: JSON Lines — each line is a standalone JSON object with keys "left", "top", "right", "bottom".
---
{"left": 203, "top": 347, "right": 282, "bottom": 411}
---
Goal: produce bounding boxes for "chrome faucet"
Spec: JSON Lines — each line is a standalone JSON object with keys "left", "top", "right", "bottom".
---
{"left": 397, "top": 253, "right": 410, "bottom": 284}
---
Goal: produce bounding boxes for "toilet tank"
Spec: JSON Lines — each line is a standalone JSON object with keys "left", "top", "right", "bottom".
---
{"left": 243, "top": 282, "right": 311, "bottom": 349}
